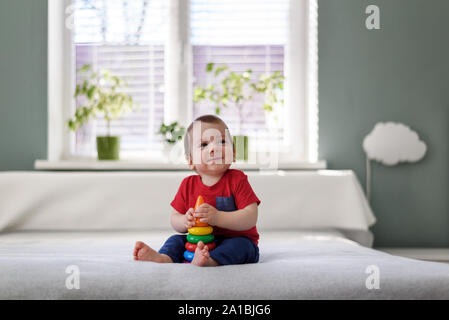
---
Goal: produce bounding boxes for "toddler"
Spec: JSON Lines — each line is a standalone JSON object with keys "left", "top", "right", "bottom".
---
{"left": 133, "top": 114, "right": 260, "bottom": 266}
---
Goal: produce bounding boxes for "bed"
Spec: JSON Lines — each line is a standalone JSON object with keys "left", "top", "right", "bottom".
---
{"left": 1, "top": 170, "right": 448, "bottom": 299}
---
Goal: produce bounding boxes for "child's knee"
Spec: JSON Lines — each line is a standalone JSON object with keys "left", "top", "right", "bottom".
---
{"left": 167, "top": 234, "right": 186, "bottom": 244}
{"left": 234, "top": 237, "right": 259, "bottom": 263}
{"left": 231, "top": 236, "right": 254, "bottom": 248}
{"left": 212, "top": 237, "right": 259, "bottom": 265}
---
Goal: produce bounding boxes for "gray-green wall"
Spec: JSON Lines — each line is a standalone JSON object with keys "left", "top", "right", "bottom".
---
{"left": 0, "top": 0, "right": 47, "bottom": 170}
{"left": 0, "top": 0, "right": 448, "bottom": 247}
{"left": 319, "top": 0, "right": 449, "bottom": 247}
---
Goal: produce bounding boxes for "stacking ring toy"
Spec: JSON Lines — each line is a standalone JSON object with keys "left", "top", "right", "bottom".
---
{"left": 193, "top": 195, "right": 209, "bottom": 227}
{"left": 185, "top": 241, "right": 216, "bottom": 252}
{"left": 194, "top": 218, "right": 209, "bottom": 227}
{"left": 187, "top": 233, "right": 214, "bottom": 244}
{"left": 184, "top": 250, "right": 194, "bottom": 262}
{"left": 188, "top": 226, "right": 213, "bottom": 236}
{"left": 183, "top": 260, "right": 191, "bottom": 264}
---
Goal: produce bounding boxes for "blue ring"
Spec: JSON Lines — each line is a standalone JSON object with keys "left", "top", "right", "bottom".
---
{"left": 184, "top": 250, "right": 194, "bottom": 262}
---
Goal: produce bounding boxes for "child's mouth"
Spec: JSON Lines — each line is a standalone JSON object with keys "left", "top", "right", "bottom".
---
{"left": 206, "top": 157, "right": 224, "bottom": 164}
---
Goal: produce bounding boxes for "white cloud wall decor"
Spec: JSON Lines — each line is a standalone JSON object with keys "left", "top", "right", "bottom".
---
{"left": 363, "top": 122, "right": 427, "bottom": 166}
{"left": 362, "top": 122, "right": 427, "bottom": 202}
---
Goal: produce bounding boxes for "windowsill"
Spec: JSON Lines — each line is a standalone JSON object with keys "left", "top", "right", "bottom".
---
{"left": 34, "top": 159, "right": 327, "bottom": 171}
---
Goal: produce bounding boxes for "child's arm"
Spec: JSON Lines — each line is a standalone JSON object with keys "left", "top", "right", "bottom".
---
{"left": 216, "top": 202, "right": 258, "bottom": 231}
{"left": 170, "top": 208, "right": 195, "bottom": 233}
{"left": 194, "top": 202, "right": 258, "bottom": 231}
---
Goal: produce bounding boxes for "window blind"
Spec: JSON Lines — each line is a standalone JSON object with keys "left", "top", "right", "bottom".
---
{"left": 73, "top": 0, "right": 167, "bottom": 158}
{"left": 72, "top": 0, "right": 290, "bottom": 158}
{"left": 190, "top": 0, "right": 289, "bottom": 45}
{"left": 191, "top": 0, "right": 289, "bottom": 149}
{"left": 73, "top": 0, "right": 166, "bottom": 44}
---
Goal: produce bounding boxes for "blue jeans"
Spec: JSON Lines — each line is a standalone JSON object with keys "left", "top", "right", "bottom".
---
{"left": 158, "top": 234, "right": 259, "bottom": 265}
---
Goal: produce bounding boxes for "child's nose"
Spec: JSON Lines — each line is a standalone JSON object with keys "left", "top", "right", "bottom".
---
{"left": 208, "top": 140, "right": 221, "bottom": 154}
{"left": 209, "top": 143, "right": 216, "bottom": 154}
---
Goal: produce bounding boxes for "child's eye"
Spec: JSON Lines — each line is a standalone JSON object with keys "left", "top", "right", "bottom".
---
{"left": 200, "top": 142, "right": 208, "bottom": 148}
{"left": 220, "top": 139, "right": 226, "bottom": 144}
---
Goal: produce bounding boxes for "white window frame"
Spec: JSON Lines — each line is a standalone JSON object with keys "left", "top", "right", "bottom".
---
{"left": 45, "top": 0, "right": 320, "bottom": 168}
{"left": 47, "top": 0, "right": 74, "bottom": 161}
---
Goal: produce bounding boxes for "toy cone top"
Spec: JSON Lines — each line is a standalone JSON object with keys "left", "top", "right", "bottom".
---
{"left": 194, "top": 195, "right": 204, "bottom": 210}
{"left": 193, "top": 195, "right": 209, "bottom": 227}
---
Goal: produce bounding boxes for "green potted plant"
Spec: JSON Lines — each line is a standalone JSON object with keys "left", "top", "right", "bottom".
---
{"left": 193, "top": 63, "right": 284, "bottom": 161}
{"left": 251, "top": 70, "right": 285, "bottom": 127}
{"left": 67, "top": 64, "right": 138, "bottom": 160}
{"left": 158, "top": 121, "right": 186, "bottom": 157}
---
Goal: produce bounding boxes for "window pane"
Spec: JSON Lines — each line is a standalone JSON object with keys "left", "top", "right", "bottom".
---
{"left": 72, "top": 0, "right": 167, "bottom": 158}
{"left": 190, "top": 0, "right": 289, "bottom": 45}
{"left": 191, "top": 0, "right": 288, "bottom": 151}
{"left": 193, "top": 45, "right": 284, "bottom": 141}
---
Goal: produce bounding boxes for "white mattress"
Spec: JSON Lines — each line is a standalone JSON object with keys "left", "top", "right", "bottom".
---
{"left": 1, "top": 230, "right": 449, "bottom": 299}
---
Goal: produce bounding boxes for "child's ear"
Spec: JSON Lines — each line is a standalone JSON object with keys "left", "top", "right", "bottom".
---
{"left": 186, "top": 155, "right": 196, "bottom": 170}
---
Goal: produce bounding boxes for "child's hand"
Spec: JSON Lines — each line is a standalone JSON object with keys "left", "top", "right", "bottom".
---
{"left": 184, "top": 208, "right": 196, "bottom": 230}
{"left": 194, "top": 203, "right": 219, "bottom": 226}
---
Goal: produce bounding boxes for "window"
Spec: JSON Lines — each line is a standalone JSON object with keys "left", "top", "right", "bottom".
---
{"left": 191, "top": 0, "right": 288, "bottom": 153}
{"left": 73, "top": 0, "right": 167, "bottom": 158}
{"left": 47, "top": 0, "right": 318, "bottom": 164}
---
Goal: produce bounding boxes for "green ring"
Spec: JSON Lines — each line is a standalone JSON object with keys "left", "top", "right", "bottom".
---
{"left": 187, "top": 234, "right": 214, "bottom": 244}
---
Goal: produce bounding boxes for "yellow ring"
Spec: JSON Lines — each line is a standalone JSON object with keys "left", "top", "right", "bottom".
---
{"left": 188, "top": 226, "right": 213, "bottom": 236}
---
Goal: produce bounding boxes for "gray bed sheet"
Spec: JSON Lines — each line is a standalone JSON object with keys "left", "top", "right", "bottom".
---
{"left": 0, "top": 230, "right": 448, "bottom": 299}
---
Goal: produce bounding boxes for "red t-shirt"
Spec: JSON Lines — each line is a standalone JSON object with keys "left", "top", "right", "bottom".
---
{"left": 170, "top": 169, "right": 261, "bottom": 245}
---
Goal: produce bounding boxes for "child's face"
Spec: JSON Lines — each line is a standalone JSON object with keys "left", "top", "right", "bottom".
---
{"left": 187, "top": 121, "right": 235, "bottom": 176}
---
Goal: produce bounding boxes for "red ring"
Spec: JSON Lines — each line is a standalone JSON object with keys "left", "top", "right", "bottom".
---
{"left": 185, "top": 241, "right": 216, "bottom": 252}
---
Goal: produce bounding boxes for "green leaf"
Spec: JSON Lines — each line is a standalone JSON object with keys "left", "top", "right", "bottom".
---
{"left": 79, "top": 64, "right": 91, "bottom": 73}
{"left": 87, "top": 86, "right": 96, "bottom": 99}
{"left": 263, "top": 104, "right": 273, "bottom": 112}
{"left": 215, "top": 65, "right": 229, "bottom": 77}
{"left": 243, "top": 69, "right": 252, "bottom": 80}
{"left": 206, "top": 63, "right": 214, "bottom": 72}
{"left": 74, "top": 85, "right": 81, "bottom": 97}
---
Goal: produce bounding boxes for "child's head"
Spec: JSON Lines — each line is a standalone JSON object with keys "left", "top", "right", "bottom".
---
{"left": 184, "top": 114, "right": 235, "bottom": 175}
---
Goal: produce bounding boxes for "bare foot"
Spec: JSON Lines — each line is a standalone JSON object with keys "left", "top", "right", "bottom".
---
{"left": 133, "top": 241, "right": 172, "bottom": 263}
{"left": 191, "top": 241, "right": 211, "bottom": 267}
